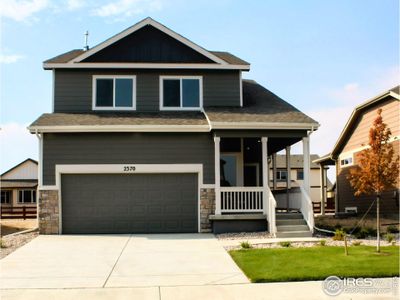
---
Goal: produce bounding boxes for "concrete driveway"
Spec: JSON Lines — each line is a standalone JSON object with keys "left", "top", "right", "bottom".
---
{"left": 0, "top": 234, "right": 248, "bottom": 289}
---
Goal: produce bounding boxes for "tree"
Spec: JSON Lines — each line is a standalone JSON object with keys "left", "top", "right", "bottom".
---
{"left": 347, "top": 109, "right": 399, "bottom": 252}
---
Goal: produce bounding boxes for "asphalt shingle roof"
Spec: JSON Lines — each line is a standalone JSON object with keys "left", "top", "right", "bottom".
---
{"left": 30, "top": 112, "right": 208, "bottom": 127}
{"left": 204, "top": 80, "right": 318, "bottom": 125}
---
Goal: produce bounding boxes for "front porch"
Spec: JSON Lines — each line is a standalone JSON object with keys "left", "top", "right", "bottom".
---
{"left": 209, "top": 133, "right": 315, "bottom": 237}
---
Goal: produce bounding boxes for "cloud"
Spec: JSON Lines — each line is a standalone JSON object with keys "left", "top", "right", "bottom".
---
{"left": 0, "top": 0, "right": 49, "bottom": 22}
{"left": 91, "top": 0, "right": 163, "bottom": 20}
{"left": 66, "top": 0, "right": 85, "bottom": 11}
{"left": 0, "top": 123, "right": 38, "bottom": 173}
{"left": 0, "top": 54, "right": 25, "bottom": 64}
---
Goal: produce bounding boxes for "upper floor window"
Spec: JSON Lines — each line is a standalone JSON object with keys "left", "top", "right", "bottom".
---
{"left": 160, "top": 76, "right": 202, "bottom": 110}
{"left": 93, "top": 75, "right": 136, "bottom": 110}
{"left": 340, "top": 156, "right": 353, "bottom": 167}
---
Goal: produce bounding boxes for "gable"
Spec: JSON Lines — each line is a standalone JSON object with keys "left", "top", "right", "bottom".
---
{"left": 82, "top": 25, "right": 215, "bottom": 64}
{"left": 1, "top": 159, "right": 38, "bottom": 180}
{"left": 341, "top": 96, "right": 399, "bottom": 153}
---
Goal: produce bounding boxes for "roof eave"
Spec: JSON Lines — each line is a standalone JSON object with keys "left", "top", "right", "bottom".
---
{"left": 42, "top": 62, "right": 250, "bottom": 70}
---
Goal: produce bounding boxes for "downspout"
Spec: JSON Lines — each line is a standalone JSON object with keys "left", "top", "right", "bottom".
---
{"left": 35, "top": 130, "right": 42, "bottom": 229}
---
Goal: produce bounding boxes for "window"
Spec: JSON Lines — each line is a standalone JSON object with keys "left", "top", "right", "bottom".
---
{"left": 297, "top": 170, "right": 304, "bottom": 180}
{"left": 1, "top": 190, "right": 12, "bottom": 204}
{"left": 340, "top": 156, "right": 353, "bottom": 167}
{"left": 93, "top": 76, "right": 136, "bottom": 110}
{"left": 276, "top": 170, "right": 288, "bottom": 181}
{"left": 160, "top": 76, "right": 202, "bottom": 110}
{"left": 18, "top": 190, "right": 36, "bottom": 203}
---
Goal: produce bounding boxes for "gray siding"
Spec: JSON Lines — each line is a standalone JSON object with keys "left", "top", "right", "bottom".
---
{"left": 42, "top": 132, "right": 214, "bottom": 185}
{"left": 54, "top": 69, "right": 241, "bottom": 112}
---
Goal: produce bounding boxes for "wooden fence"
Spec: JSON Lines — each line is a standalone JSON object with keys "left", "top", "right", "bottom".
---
{"left": 0, "top": 206, "right": 37, "bottom": 219}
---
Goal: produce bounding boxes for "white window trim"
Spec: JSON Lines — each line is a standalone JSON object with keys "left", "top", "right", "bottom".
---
{"left": 159, "top": 76, "right": 203, "bottom": 111}
{"left": 339, "top": 154, "right": 354, "bottom": 168}
{"left": 276, "top": 169, "right": 288, "bottom": 181}
{"left": 92, "top": 75, "right": 136, "bottom": 111}
{"left": 1, "top": 190, "right": 12, "bottom": 204}
{"left": 18, "top": 189, "right": 37, "bottom": 204}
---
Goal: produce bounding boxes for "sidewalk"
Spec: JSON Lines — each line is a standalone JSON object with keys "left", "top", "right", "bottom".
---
{"left": 2, "top": 279, "right": 397, "bottom": 300}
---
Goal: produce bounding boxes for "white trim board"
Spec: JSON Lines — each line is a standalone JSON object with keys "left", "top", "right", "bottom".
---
{"left": 28, "top": 121, "right": 320, "bottom": 133}
{"left": 71, "top": 18, "right": 228, "bottom": 65}
{"left": 28, "top": 125, "right": 211, "bottom": 133}
{"left": 51, "top": 164, "right": 205, "bottom": 234}
{"left": 43, "top": 63, "right": 250, "bottom": 70}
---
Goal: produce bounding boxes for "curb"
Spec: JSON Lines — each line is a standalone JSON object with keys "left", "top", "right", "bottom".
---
{"left": 2, "top": 227, "right": 39, "bottom": 238}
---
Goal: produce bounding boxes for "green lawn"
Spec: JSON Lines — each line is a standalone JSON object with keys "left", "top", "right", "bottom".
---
{"left": 229, "top": 246, "right": 399, "bottom": 283}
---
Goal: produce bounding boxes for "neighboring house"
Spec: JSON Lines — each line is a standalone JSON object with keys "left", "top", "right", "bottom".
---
{"left": 29, "top": 18, "right": 319, "bottom": 236}
{"left": 269, "top": 154, "right": 333, "bottom": 210}
{"left": 0, "top": 159, "right": 38, "bottom": 218}
{"left": 314, "top": 86, "right": 399, "bottom": 216}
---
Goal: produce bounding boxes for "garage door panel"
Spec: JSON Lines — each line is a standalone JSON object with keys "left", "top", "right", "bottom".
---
{"left": 61, "top": 173, "right": 198, "bottom": 234}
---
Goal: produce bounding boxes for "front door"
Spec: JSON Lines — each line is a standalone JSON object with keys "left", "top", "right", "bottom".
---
{"left": 244, "top": 164, "right": 259, "bottom": 186}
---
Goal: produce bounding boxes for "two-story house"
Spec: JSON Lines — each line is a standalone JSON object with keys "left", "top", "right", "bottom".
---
{"left": 29, "top": 18, "right": 319, "bottom": 236}
{"left": 314, "top": 86, "right": 399, "bottom": 217}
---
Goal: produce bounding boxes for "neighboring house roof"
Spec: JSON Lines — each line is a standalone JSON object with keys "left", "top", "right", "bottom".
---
{"left": 43, "top": 17, "right": 250, "bottom": 70}
{"left": 273, "top": 154, "right": 320, "bottom": 169}
{"left": 0, "top": 180, "right": 38, "bottom": 188}
{"left": 204, "top": 80, "right": 319, "bottom": 130}
{"left": 318, "top": 86, "right": 400, "bottom": 162}
{"left": 29, "top": 80, "right": 319, "bottom": 133}
{"left": 1, "top": 158, "right": 38, "bottom": 177}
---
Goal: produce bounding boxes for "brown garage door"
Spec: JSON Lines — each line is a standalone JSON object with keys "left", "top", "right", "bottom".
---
{"left": 61, "top": 173, "right": 198, "bottom": 234}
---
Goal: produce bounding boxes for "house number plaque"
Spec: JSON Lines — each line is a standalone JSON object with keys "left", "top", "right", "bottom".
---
{"left": 123, "top": 166, "right": 136, "bottom": 172}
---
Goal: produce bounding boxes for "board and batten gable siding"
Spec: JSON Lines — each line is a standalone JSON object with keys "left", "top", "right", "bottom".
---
{"left": 53, "top": 69, "right": 241, "bottom": 112}
{"left": 341, "top": 97, "right": 399, "bottom": 153}
{"left": 42, "top": 132, "right": 215, "bottom": 185}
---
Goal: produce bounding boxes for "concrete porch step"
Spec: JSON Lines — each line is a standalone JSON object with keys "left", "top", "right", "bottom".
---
{"left": 275, "top": 231, "right": 313, "bottom": 238}
{"left": 276, "top": 225, "right": 309, "bottom": 232}
{"left": 276, "top": 219, "right": 307, "bottom": 226}
{"left": 276, "top": 213, "right": 303, "bottom": 220}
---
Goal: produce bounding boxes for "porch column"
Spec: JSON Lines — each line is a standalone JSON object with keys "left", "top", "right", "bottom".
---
{"left": 286, "top": 146, "right": 291, "bottom": 211}
{"left": 319, "top": 165, "right": 325, "bottom": 215}
{"left": 302, "top": 136, "right": 311, "bottom": 195}
{"left": 214, "top": 137, "right": 221, "bottom": 215}
{"left": 261, "top": 137, "right": 269, "bottom": 215}
{"left": 272, "top": 153, "right": 277, "bottom": 190}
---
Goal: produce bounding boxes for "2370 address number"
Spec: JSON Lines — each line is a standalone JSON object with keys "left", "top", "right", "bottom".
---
{"left": 123, "top": 166, "right": 136, "bottom": 172}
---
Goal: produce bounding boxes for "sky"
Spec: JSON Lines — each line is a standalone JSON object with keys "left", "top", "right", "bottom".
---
{"left": 0, "top": 0, "right": 399, "bottom": 181}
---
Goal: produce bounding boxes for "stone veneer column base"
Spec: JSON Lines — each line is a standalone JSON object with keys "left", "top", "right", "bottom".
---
{"left": 38, "top": 190, "right": 60, "bottom": 234}
{"left": 200, "top": 188, "right": 215, "bottom": 233}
